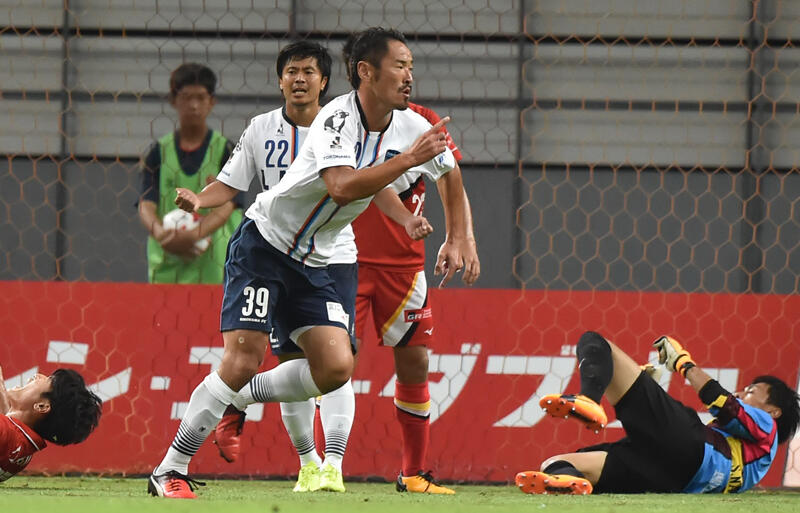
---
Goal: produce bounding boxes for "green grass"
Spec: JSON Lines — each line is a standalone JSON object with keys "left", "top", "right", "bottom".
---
{"left": 0, "top": 477, "right": 798, "bottom": 513}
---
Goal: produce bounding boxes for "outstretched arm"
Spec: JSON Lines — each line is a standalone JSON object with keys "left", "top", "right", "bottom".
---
{"left": 434, "top": 163, "right": 480, "bottom": 287}
{"left": 321, "top": 118, "right": 451, "bottom": 206}
{"left": 175, "top": 179, "right": 240, "bottom": 212}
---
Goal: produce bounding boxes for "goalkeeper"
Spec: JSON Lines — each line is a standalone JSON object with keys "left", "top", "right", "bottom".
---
{"left": 516, "top": 331, "right": 800, "bottom": 494}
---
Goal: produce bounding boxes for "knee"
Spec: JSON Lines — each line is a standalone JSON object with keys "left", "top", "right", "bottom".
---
{"left": 579, "top": 331, "right": 606, "bottom": 347}
{"left": 577, "top": 331, "right": 610, "bottom": 354}
{"left": 222, "top": 341, "right": 265, "bottom": 379}
{"left": 317, "top": 359, "right": 353, "bottom": 394}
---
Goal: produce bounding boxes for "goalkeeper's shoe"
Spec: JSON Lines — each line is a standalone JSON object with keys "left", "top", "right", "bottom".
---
{"left": 293, "top": 461, "right": 322, "bottom": 492}
{"left": 396, "top": 471, "right": 455, "bottom": 494}
{"left": 539, "top": 394, "right": 607, "bottom": 433}
{"left": 213, "top": 405, "right": 246, "bottom": 463}
{"left": 148, "top": 470, "right": 205, "bottom": 499}
{"left": 318, "top": 463, "right": 346, "bottom": 492}
{"left": 515, "top": 471, "right": 592, "bottom": 495}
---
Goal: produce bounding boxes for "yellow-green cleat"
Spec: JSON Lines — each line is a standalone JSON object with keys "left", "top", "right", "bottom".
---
{"left": 293, "top": 461, "right": 321, "bottom": 492}
{"left": 318, "top": 463, "right": 346, "bottom": 492}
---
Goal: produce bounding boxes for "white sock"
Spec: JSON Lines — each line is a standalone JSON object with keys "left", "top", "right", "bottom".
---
{"left": 320, "top": 379, "right": 354, "bottom": 472}
{"left": 281, "top": 398, "right": 322, "bottom": 467}
{"left": 155, "top": 372, "right": 238, "bottom": 475}
{"left": 240, "top": 359, "right": 322, "bottom": 404}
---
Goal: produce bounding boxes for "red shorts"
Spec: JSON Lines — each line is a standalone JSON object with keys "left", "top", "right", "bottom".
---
{"left": 355, "top": 265, "right": 434, "bottom": 347}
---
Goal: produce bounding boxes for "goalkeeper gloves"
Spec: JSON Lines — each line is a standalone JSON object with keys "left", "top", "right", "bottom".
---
{"left": 653, "top": 336, "right": 696, "bottom": 378}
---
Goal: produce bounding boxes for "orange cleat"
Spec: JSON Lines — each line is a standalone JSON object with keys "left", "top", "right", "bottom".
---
{"left": 396, "top": 471, "right": 455, "bottom": 494}
{"left": 213, "top": 405, "right": 246, "bottom": 463}
{"left": 515, "top": 470, "right": 592, "bottom": 495}
{"left": 539, "top": 394, "right": 607, "bottom": 433}
{"left": 147, "top": 471, "right": 205, "bottom": 499}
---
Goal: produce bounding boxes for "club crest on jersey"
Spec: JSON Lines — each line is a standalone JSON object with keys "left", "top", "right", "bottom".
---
{"left": 404, "top": 307, "right": 432, "bottom": 322}
{"left": 324, "top": 109, "right": 349, "bottom": 149}
{"left": 384, "top": 149, "right": 400, "bottom": 161}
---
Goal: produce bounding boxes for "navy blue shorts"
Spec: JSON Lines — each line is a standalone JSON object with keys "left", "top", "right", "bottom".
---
{"left": 270, "top": 262, "right": 358, "bottom": 356}
{"left": 220, "top": 219, "right": 350, "bottom": 341}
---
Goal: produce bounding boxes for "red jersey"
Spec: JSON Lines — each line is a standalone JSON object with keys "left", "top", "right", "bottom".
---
{"left": 352, "top": 103, "right": 462, "bottom": 270}
{"left": 0, "top": 415, "right": 46, "bottom": 482}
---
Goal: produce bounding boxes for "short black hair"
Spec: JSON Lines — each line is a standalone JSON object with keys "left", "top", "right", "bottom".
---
{"left": 36, "top": 369, "right": 102, "bottom": 446}
{"left": 347, "top": 27, "right": 408, "bottom": 89}
{"left": 276, "top": 41, "right": 332, "bottom": 97}
{"left": 752, "top": 375, "right": 800, "bottom": 444}
{"left": 342, "top": 32, "right": 358, "bottom": 83}
{"left": 169, "top": 62, "right": 217, "bottom": 99}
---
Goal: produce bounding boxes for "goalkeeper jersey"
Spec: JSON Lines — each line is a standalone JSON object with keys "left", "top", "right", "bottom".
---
{"left": 684, "top": 380, "right": 778, "bottom": 493}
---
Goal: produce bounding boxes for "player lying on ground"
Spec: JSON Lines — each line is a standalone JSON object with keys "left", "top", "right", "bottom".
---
{"left": 515, "top": 331, "right": 800, "bottom": 494}
{"left": 0, "top": 366, "right": 102, "bottom": 482}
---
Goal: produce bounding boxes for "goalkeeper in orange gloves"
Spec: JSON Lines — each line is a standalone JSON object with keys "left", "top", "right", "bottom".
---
{"left": 516, "top": 331, "right": 799, "bottom": 495}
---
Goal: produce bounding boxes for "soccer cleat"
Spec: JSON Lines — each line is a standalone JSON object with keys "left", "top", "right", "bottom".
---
{"left": 539, "top": 393, "right": 607, "bottom": 433}
{"left": 213, "top": 405, "right": 246, "bottom": 463}
{"left": 515, "top": 470, "right": 592, "bottom": 495}
{"left": 396, "top": 471, "right": 455, "bottom": 494}
{"left": 293, "top": 461, "right": 322, "bottom": 492}
{"left": 318, "top": 463, "right": 346, "bottom": 492}
{"left": 147, "top": 471, "right": 205, "bottom": 499}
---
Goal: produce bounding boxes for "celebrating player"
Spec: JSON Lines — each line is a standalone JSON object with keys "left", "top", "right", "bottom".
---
{"left": 178, "top": 41, "right": 430, "bottom": 493}
{"left": 0, "top": 366, "right": 102, "bottom": 482}
{"left": 515, "top": 331, "right": 800, "bottom": 494}
{"left": 341, "top": 32, "right": 480, "bottom": 494}
{"left": 148, "top": 27, "right": 457, "bottom": 499}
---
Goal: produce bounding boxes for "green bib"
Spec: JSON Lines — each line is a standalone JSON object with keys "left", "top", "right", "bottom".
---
{"left": 146, "top": 130, "right": 242, "bottom": 284}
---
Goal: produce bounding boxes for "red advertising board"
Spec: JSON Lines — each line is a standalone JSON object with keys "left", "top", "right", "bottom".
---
{"left": 1, "top": 282, "right": 798, "bottom": 486}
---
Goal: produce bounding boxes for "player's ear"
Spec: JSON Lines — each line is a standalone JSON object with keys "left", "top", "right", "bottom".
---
{"left": 320, "top": 76, "right": 328, "bottom": 91}
{"left": 357, "top": 60, "right": 371, "bottom": 83}
{"left": 33, "top": 399, "right": 51, "bottom": 415}
{"left": 769, "top": 406, "right": 782, "bottom": 420}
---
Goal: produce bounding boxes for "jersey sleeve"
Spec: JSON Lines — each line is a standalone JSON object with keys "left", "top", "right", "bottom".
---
{"left": 699, "top": 379, "right": 776, "bottom": 444}
{"left": 311, "top": 108, "right": 358, "bottom": 171}
{"left": 413, "top": 146, "right": 456, "bottom": 181}
{"left": 217, "top": 121, "right": 257, "bottom": 191}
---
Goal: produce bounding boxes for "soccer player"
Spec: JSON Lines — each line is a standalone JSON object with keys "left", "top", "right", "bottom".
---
{"left": 148, "top": 27, "right": 457, "bottom": 499}
{"left": 176, "top": 42, "right": 432, "bottom": 493}
{"left": 515, "top": 331, "right": 800, "bottom": 494}
{"left": 341, "top": 32, "right": 480, "bottom": 494}
{"left": 0, "top": 366, "right": 102, "bottom": 482}
{"left": 137, "top": 63, "right": 240, "bottom": 284}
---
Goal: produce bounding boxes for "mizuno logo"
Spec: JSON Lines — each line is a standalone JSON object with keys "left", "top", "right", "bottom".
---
{"left": 424, "top": 328, "right": 434, "bottom": 336}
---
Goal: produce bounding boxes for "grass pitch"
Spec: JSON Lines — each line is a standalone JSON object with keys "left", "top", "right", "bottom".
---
{"left": 1, "top": 476, "right": 798, "bottom": 513}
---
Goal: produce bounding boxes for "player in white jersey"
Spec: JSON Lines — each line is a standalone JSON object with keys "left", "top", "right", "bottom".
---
{"left": 149, "top": 32, "right": 445, "bottom": 499}
{"left": 178, "top": 42, "right": 430, "bottom": 493}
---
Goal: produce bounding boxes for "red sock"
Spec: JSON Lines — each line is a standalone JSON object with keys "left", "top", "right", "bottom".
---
{"left": 395, "top": 381, "right": 430, "bottom": 477}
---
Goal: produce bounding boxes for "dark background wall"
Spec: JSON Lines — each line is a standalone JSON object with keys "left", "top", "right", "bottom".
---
{"left": 1, "top": 1, "right": 798, "bottom": 294}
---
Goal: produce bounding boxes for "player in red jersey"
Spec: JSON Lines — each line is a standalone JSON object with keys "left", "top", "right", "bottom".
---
{"left": 343, "top": 33, "right": 480, "bottom": 494}
{"left": 0, "top": 366, "right": 102, "bottom": 482}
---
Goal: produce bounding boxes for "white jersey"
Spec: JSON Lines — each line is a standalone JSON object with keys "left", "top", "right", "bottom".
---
{"left": 218, "top": 107, "right": 356, "bottom": 264}
{"left": 245, "top": 91, "right": 455, "bottom": 267}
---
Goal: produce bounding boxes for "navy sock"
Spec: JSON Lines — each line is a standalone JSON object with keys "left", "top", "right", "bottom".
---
{"left": 576, "top": 331, "right": 613, "bottom": 404}
{"left": 543, "top": 460, "right": 585, "bottom": 478}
